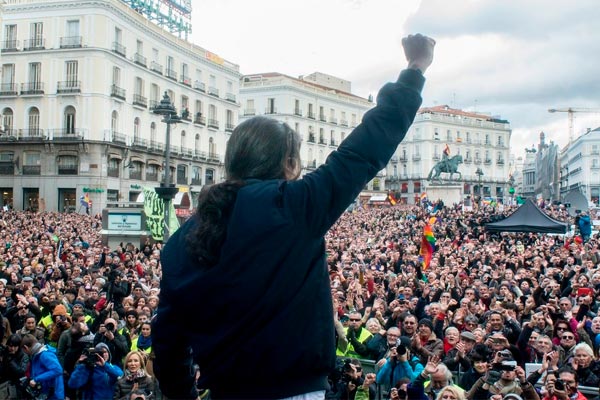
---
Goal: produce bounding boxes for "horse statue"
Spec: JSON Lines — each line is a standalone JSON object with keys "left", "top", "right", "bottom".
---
{"left": 427, "top": 154, "right": 463, "bottom": 181}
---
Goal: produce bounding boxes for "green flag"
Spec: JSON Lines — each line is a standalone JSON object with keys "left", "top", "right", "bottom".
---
{"left": 143, "top": 187, "right": 180, "bottom": 241}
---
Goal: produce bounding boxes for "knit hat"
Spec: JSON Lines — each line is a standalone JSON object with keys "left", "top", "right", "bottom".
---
{"left": 72, "top": 300, "right": 85, "bottom": 308}
{"left": 94, "top": 342, "right": 111, "bottom": 362}
{"left": 53, "top": 304, "right": 68, "bottom": 316}
{"left": 418, "top": 318, "right": 434, "bottom": 330}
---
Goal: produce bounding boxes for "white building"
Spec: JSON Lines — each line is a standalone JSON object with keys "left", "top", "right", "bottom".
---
{"left": 559, "top": 127, "right": 600, "bottom": 205}
{"left": 0, "top": 0, "right": 241, "bottom": 212}
{"left": 386, "top": 105, "right": 512, "bottom": 204}
{"left": 238, "top": 72, "right": 374, "bottom": 180}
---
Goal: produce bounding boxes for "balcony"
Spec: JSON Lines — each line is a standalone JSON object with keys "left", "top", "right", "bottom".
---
{"left": 194, "top": 151, "right": 207, "bottom": 160}
{"left": 58, "top": 165, "right": 78, "bottom": 175}
{"left": 412, "top": 155, "right": 421, "bottom": 161}
{"left": 208, "top": 86, "right": 219, "bottom": 97}
{"left": 1, "top": 40, "right": 19, "bottom": 52}
{"left": 112, "top": 42, "right": 126, "bottom": 57}
{"left": 340, "top": 119, "right": 348, "bottom": 127}
{"left": 132, "top": 137, "right": 148, "bottom": 148}
{"left": 399, "top": 156, "right": 408, "bottom": 162}
{"left": 207, "top": 119, "right": 219, "bottom": 129}
{"left": 208, "top": 153, "right": 221, "bottom": 163}
{"left": 133, "top": 94, "right": 148, "bottom": 108}
{"left": 193, "top": 81, "right": 205, "bottom": 92}
{"left": 0, "top": 164, "right": 14, "bottom": 175}
{"left": 307, "top": 111, "right": 315, "bottom": 119}
{"left": 194, "top": 115, "right": 206, "bottom": 126}
{"left": 319, "top": 138, "right": 326, "bottom": 145}
{"left": 181, "top": 110, "right": 192, "bottom": 122}
{"left": 484, "top": 158, "right": 492, "bottom": 165}
{"left": 225, "top": 123, "right": 235, "bottom": 132}
{"left": 180, "top": 75, "right": 192, "bottom": 87}
{"left": 22, "top": 165, "right": 41, "bottom": 175}
{"left": 0, "top": 83, "right": 18, "bottom": 96}
{"left": 150, "top": 61, "right": 163, "bottom": 75}
{"left": 474, "top": 158, "right": 482, "bottom": 164}
{"left": 294, "top": 108, "right": 302, "bottom": 117}
{"left": 319, "top": 114, "right": 327, "bottom": 122}
{"left": 23, "top": 38, "right": 45, "bottom": 51}
{"left": 225, "top": 93, "right": 236, "bottom": 103}
{"left": 191, "top": 178, "right": 202, "bottom": 185}
{"left": 329, "top": 139, "right": 336, "bottom": 146}
{"left": 129, "top": 170, "right": 142, "bottom": 180}
{"left": 307, "top": 135, "right": 315, "bottom": 143}
{"left": 330, "top": 118, "right": 338, "bottom": 125}
{"left": 60, "top": 36, "right": 82, "bottom": 48}
{"left": 265, "top": 108, "right": 277, "bottom": 115}
{"left": 496, "top": 159, "right": 505, "bottom": 165}
{"left": 0, "top": 129, "right": 18, "bottom": 141}
{"left": 19, "top": 128, "right": 45, "bottom": 140}
{"left": 149, "top": 100, "right": 159, "bottom": 111}
{"left": 166, "top": 68, "right": 177, "bottom": 81}
{"left": 57, "top": 81, "right": 81, "bottom": 94}
{"left": 464, "top": 158, "right": 472, "bottom": 164}
{"left": 134, "top": 53, "right": 147, "bottom": 67}
{"left": 177, "top": 175, "right": 188, "bottom": 185}
{"left": 149, "top": 140, "right": 164, "bottom": 152}
{"left": 50, "top": 128, "right": 86, "bottom": 140}
{"left": 107, "top": 167, "right": 120, "bottom": 178}
{"left": 21, "top": 82, "right": 44, "bottom": 95}
{"left": 244, "top": 109, "right": 256, "bottom": 116}
{"left": 110, "top": 84, "right": 126, "bottom": 100}
{"left": 146, "top": 172, "right": 158, "bottom": 181}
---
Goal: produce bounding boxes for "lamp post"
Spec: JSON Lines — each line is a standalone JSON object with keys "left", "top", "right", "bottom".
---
{"left": 475, "top": 167, "right": 484, "bottom": 204}
{"left": 153, "top": 92, "right": 181, "bottom": 242}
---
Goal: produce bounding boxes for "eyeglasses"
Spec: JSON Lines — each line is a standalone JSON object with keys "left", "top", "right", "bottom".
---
{"left": 404, "top": 321, "right": 416, "bottom": 325}
{"left": 349, "top": 318, "right": 362, "bottom": 322}
{"left": 556, "top": 327, "right": 568, "bottom": 331}
{"left": 562, "top": 335, "right": 575, "bottom": 340}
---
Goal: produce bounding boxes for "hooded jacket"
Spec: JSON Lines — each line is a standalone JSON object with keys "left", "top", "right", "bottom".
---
{"left": 67, "top": 342, "right": 123, "bottom": 400}
{"left": 153, "top": 68, "right": 425, "bottom": 399}
{"left": 29, "top": 343, "right": 64, "bottom": 400}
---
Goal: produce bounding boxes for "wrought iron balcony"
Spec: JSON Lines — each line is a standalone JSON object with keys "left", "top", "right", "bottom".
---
{"left": 244, "top": 109, "right": 256, "bottom": 116}
{"left": 129, "top": 170, "right": 142, "bottom": 180}
{"left": 208, "top": 86, "right": 219, "bottom": 97}
{"left": 307, "top": 111, "right": 315, "bottom": 119}
{"left": 180, "top": 75, "right": 191, "bottom": 86}
{"left": 110, "top": 84, "right": 126, "bottom": 100}
{"left": 57, "top": 81, "right": 81, "bottom": 94}
{"left": 307, "top": 135, "right": 315, "bottom": 143}
{"left": 166, "top": 68, "right": 177, "bottom": 81}
{"left": 294, "top": 108, "right": 302, "bottom": 117}
{"left": 150, "top": 61, "right": 163, "bottom": 75}
{"left": 194, "top": 115, "right": 206, "bottom": 126}
{"left": 0, "top": 83, "right": 18, "bottom": 96}
{"left": 340, "top": 119, "right": 348, "bottom": 127}
{"left": 0, "top": 164, "right": 15, "bottom": 175}
{"left": 60, "top": 36, "right": 82, "bottom": 48}
{"left": 21, "top": 82, "right": 44, "bottom": 95}
{"left": 132, "top": 137, "right": 148, "bottom": 148}
{"left": 107, "top": 167, "right": 120, "bottom": 178}
{"left": 19, "top": 128, "right": 45, "bottom": 140}
{"left": 112, "top": 42, "right": 126, "bottom": 57}
{"left": 133, "top": 94, "right": 148, "bottom": 108}
{"left": 225, "top": 123, "right": 235, "bottom": 132}
{"left": 177, "top": 175, "right": 188, "bottom": 185}
{"left": 149, "top": 100, "right": 159, "bottom": 111}
{"left": 265, "top": 108, "right": 277, "bottom": 115}
{"left": 134, "top": 53, "right": 147, "bottom": 67}
{"left": 1, "top": 40, "right": 19, "bottom": 52}
{"left": 22, "top": 165, "right": 41, "bottom": 175}
{"left": 24, "top": 38, "right": 45, "bottom": 51}
{"left": 146, "top": 172, "right": 158, "bottom": 181}
{"left": 207, "top": 119, "right": 219, "bottom": 129}
{"left": 58, "top": 165, "right": 78, "bottom": 175}
{"left": 319, "top": 114, "right": 327, "bottom": 122}
{"left": 330, "top": 118, "right": 338, "bottom": 125}
{"left": 191, "top": 178, "right": 202, "bottom": 185}
{"left": 194, "top": 81, "right": 205, "bottom": 92}
{"left": 225, "top": 93, "right": 236, "bottom": 103}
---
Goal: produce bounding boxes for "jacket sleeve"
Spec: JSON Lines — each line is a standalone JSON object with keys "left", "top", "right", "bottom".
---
{"left": 33, "top": 351, "right": 63, "bottom": 383}
{"left": 67, "top": 364, "right": 90, "bottom": 389}
{"left": 103, "top": 362, "right": 124, "bottom": 380}
{"left": 285, "top": 69, "right": 425, "bottom": 237}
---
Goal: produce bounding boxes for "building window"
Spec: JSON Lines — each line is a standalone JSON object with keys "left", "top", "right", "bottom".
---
{"left": 28, "top": 62, "right": 41, "bottom": 84}
{"left": 57, "top": 155, "right": 78, "bottom": 175}
{"left": 195, "top": 133, "right": 201, "bottom": 155}
{"left": 205, "top": 168, "right": 214, "bottom": 185}
{"left": 181, "top": 130, "right": 186, "bottom": 149}
{"left": 133, "top": 118, "right": 140, "bottom": 141}
{"left": 0, "top": 151, "right": 14, "bottom": 175}
{"left": 112, "top": 67, "right": 120, "bottom": 86}
{"left": 2, "top": 64, "right": 15, "bottom": 87}
{"left": 192, "top": 166, "right": 202, "bottom": 185}
{"left": 208, "top": 137, "right": 216, "bottom": 156}
{"left": 23, "top": 152, "right": 41, "bottom": 175}
{"left": 1, "top": 108, "right": 14, "bottom": 134}
{"left": 64, "top": 106, "right": 76, "bottom": 134}
{"left": 111, "top": 110, "right": 118, "bottom": 133}
{"left": 28, "top": 107, "right": 40, "bottom": 136}
{"left": 150, "top": 122, "right": 156, "bottom": 144}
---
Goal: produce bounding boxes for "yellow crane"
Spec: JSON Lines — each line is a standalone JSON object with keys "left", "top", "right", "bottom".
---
{"left": 548, "top": 107, "right": 600, "bottom": 144}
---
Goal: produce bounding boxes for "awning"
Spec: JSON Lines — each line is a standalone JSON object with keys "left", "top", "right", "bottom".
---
{"left": 173, "top": 191, "right": 191, "bottom": 208}
{"left": 108, "top": 152, "right": 122, "bottom": 160}
{"left": 369, "top": 195, "right": 387, "bottom": 202}
{"left": 147, "top": 159, "right": 161, "bottom": 166}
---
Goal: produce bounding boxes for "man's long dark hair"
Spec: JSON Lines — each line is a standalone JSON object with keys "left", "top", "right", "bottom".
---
{"left": 188, "top": 117, "right": 301, "bottom": 267}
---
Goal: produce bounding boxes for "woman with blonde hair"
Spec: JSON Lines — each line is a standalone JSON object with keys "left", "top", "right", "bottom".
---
{"left": 113, "top": 350, "right": 159, "bottom": 400}
{"left": 436, "top": 385, "right": 466, "bottom": 400}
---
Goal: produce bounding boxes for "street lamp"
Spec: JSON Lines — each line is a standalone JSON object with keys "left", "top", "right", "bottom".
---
{"left": 475, "top": 167, "right": 484, "bottom": 202}
{"left": 153, "top": 92, "right": 181, "bottom": 242}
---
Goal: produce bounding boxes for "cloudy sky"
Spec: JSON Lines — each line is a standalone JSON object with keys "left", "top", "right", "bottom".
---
{"left": 191, "top": 0, "right": 600, "bottom": 157}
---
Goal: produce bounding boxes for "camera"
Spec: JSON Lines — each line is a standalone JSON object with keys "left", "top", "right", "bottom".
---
{"left": 105, "top": 322, "right": 115, "bottom": 332}
{"left": 82, "top": 348, "right": 102, "bottom": 367}
{"left": 493, "top": 360, "right": 517, "bottom": 371}
{"left": 18, "top": 376, "right": 45, "bottom": 400}
{"left": 554, "top": 379, "right": 565, "bottom": 391}
{"left": 396, "top": 344, "right": 407, "bottom": 356}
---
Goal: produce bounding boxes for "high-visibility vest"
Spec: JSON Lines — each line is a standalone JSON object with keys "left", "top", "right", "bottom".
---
{"left": 336, "top": 327, "right": 372, "bottom": 357}
{"left": 131, "top": 336, "right": 152, "bottom": 354}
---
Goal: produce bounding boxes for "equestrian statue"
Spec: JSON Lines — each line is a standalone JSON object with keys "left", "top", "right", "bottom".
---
{"left": 427, "top": 154, "right": 463, "bottom": 181}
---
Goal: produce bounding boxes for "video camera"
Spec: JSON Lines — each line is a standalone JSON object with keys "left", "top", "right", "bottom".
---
{"left": 492, "top": 360, "right": 517, "bottom": 371}
{"left": 81, "top": 347, "right": 102, "bottom": 368}
{"left": 18, "top": 377, "right": 45, "bottom": 400}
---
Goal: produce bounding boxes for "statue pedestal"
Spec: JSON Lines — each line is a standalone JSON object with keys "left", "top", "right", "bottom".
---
{"left": 425, "top": 182, "right": 463, "bottom": 205}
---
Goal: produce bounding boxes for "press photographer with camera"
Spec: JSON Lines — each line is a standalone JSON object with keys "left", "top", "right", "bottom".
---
{"left": 20, "top": 333, "right": 64, "bottom": 400}
{"left": 68, "top": 343, "right": 123, "bottom": 400}
{"left": 542, "top": 367, "right": 585, "bottom": 400}
{"left": 377, "top": 336, "right": 424, "bottom": 395}
{"left": 327, "top": 358, "right": 375, "bottom": 400}
{"left": 93, "top": 317, "right": 129, "bottom": 370}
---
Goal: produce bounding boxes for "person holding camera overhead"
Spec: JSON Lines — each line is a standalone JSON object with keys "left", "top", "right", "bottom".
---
{"left": 68, "top": 342, "right": 123, "bottom": 400}
{"left": 20, "top": 333, "right": 64, "bottom": 400}
{"left": 377, "top": 335, "right": 424, "bottom": 395}
{"left": 93, "top": 317, "right": 129, "bottom": 370}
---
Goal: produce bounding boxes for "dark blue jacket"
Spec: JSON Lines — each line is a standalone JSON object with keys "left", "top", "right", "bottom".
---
{"left": 153, "top": 69, "right": 425, "bottom": 399}
{"left": 67, "top": 362, "right": 123, "bottom": 400}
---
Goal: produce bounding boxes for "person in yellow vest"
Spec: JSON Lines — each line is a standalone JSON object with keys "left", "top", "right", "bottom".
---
{"left": 336, "top": 311, "right": 373, "bottom": 358}
{"left": 131, "top": 322, "right": 152, "bottom": 355}
{"left": 71, "top": 300, "right": 93, "bottom": 326}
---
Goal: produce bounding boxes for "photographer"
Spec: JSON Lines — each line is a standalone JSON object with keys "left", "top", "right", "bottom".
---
{"left": 93, "top": 317, "right": 128, "bottom": 370}
{"left": 104, "top": 269, "right": 130, "bottom": 318}
{"left": 327, "top": 359, "right": 375, "bottom": 400}
{"left": 68, "top": 343, "right": 123, "bottom": 400}
{"left": 542, "top": 367, "right": 585, "bottom": 400}
{"left": 0, "top": 334, "right": 29, "bottom": 399}
{"left": 20, "top": 333, "right": 64, "bottom": 400}
{"left": 465, "top": 355, "right": 538, "bottom": 400}
{"left": 377, "top": 336, "right": 423, "bottom": 395}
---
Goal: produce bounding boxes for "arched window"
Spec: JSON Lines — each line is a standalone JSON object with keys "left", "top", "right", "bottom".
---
{"left": 1, "top": 108, "right": 14, "bottom": 134}
{"left": 28, "top": 107, "right": 40, "bottom": 137}
{"left": 208, "top": 137, "right": 215, "bottom": 156}
{"left": 133, "top": 118, "right": 140, "bottom": 142}
{"left": 150, "top": 122, "right": 156, "bottom": 144}
{"left": 111, "top": 111, "right": 118, "bottom": 133}
{"left": 64, "top": 106, "right": 76, "bottom": 134}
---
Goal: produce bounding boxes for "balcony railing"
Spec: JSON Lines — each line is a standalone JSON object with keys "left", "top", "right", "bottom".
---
{"left": 194, "top": 151, "right": 208, "bottom": 160}
{"left": 112, "top": 41, "right": 126, "bottom": 57}
{"left": 225, "top": 93, "right": 236, "bottom": 103}
{"left": 166, "top": 68, "right": 177, "bottom": 81}
{"left": 319, "top": 138, "right": 326, "bottom": 145}
{"left": 107, "top": 167, "right": 120, "bottom": 178}
{"left": 180, "top": 75, "right": 191, "bottom": 86}
{"left": 330, "top": 118, "right": 338, "bottom": 125}
{"left": 24, "top": 38, "right": 45, "bottom": 50}
{"left": 208, "top": 86, "right": 219, "bottom": 97}
{"left": 22, "top": 165, "right": 41, "bottom": 175}
{"left": 146, "top": 172, "right": 158, "bottom": 181}
{"left": 177, "top": 175, "right": 188, "bottom": 185}
{"left": 340, "top": 119, "right": 348, "bottom": 127}
{"left": 207, "top": 119, "right": 219, "bottom": 129}
{"left": 193, "top": 81, "right": 205, "bottom": 92}
{"left": 307, "top": 111, "right": 315, "bottom": 119}
{"left": 50, "top": 128, "right": 86, "bottom": 140}
{"left": 412, "top": 155, "right": 421, "bottom": 161}
{"left": 0, "top": 83, "right": 18, "bottom": 96}
{"left": 191, "top": 178, "right": 202, "bottom": 185}
{"left": 294, "top": 108, "right": 302, "bottom": 116}
{"left": 319, "top": 114, "right": 327, "bottom": 122}
{"left": 134, "top": 53, "right": 147, "bottom": 67}
{"left": 484, "top": 158, "right": 492, "bottom": 165}
{"left": 149, "top": 100, "right": 159, "bottom": 111}
{"left": 19, "top": 128, "right": 45, "bottom": 140}
{"left": 129, "top": 170, "right": 142, "bottom": 180}
{"left": 111, "top": 131, "right": 127, "bottom": 144}
{"left": 208, "top": 153, "right": 221, "bottom": 163}
{"left": 464, "top": 158, "right": 472, "bottom": 164}
{"left": 496, "top": 159, "right": 505, "bottom": 165}
{"left": 0, "top": 164, "right": 15, "bottom": 175}
{"left": 60, "top": 36, "right": 82, "bottom": 48}
{"left": 110, "top": 84, "right": 126, "bottom": 100}
{"left": 194, "top": 115, "right": 206, "bottom": 126}
{"left": 1, "top": 40, "right": 19, "bottom": 52}
{"left": 265, "top": 108, "right": 277, "bottom": 114}
{"left": 21, "top": 82, "right": 44, "bottom": 95}
{"left": 58, "top": 166, "right": 78, "bottom": 175}
{"left": 329, "top": 139, "right": 336, "bottom": 146}
{"left": 133, "top": 94, "right": 148, "bottom": 108}
{"left": 225, "top": 123, "right": 235, "bottom": 132}
{"left": 150, "top": 61, "right": 163, "bottom": 75}
{"left": 132, "top": 137, "right": 148, "bottom": 148}
{"left": 307, "top": 135, "right": 315, "bottom": 143}
{"left": 399, "top": 156, "right": 408, "bottom": 162}
{"left": 244, "top": 109, "right": 256, "bottom": 116}
{"left": 474, "top": 158, "right": 482, "bottom": 164}
{"left": 57, "top": 81, "right": 81, "bottom": 94}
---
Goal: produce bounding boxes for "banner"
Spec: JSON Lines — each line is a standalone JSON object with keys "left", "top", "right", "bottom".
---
{"left": 142, "top": 187, "right": 179, "bottom": 241}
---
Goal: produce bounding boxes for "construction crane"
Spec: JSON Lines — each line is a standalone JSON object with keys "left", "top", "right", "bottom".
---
{"left": 548, "top": 107, "right": 600, "bottom": 144}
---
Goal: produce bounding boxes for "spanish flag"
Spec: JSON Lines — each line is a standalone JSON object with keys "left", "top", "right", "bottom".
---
{"left": 388, "top": 191, "right": 397, "bottom": 206}
{"left": 419, "top": 224, "right": 436, "bottom": 270}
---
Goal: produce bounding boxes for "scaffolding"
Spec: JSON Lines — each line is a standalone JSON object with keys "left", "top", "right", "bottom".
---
{"left": 120, "top": 0, "right": 192, "bottom": 38}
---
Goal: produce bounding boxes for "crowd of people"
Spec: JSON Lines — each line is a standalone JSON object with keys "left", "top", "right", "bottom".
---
{"left": 0, "top": 199, "right": 596, "bottom": 400}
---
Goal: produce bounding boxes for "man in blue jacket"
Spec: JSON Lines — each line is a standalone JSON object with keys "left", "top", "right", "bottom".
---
{"left": 21, "top": 333, "right": 64, "bottom": 400}
{"left": 68, "top": 343, "right": 123, "bottom": 400}
{"left": 153, "top": 33, "right": 436, "bottom": 399}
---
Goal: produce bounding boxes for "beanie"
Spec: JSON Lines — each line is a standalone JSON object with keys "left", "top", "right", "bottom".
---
{"left": 418, "top": 318, "right": 434, "bottom": 330}
{"left": 52, "top": 304, "right": 68, "bottom": 316}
